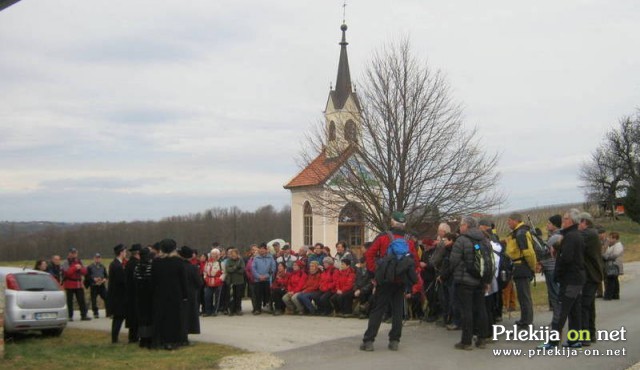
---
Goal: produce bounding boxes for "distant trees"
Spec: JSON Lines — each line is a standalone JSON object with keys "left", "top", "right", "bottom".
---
{"left": 301, "top": 39, "right": 504, "bottom": 231}
{"left": 580, "top": 112, "right": 640, "bottom": 222}
{"left": 0, "top": 205, "right": 291, "bottom": 261}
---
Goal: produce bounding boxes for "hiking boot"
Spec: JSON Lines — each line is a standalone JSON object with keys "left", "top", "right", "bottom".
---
{"left": 360, "top": 341, "right": 374, "bottom": 352}
{"left": 81, "top": 317, "right": 92, "bottom": 321}
{"left": 388, "top": 341, "right": 399, "bottom": 351}
{"left": 454, "top": 342, "right": 472, "bottom": 351}
{"left": 475, "top": 338, "right": 486, "bottom": 349}
{"left": 562, "top": 342, "right": 583, "bottom": 350}
{"left": 446, "top": 324, "right": 461, "bottom": 331}
{"left": 538, "top": 342, "right": 557, "bottom": 349}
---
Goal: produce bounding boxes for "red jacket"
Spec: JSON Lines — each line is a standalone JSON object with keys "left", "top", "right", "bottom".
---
{"left": 271, "top": 271, "right": 289, "bottom": 290}
{"left": 286, "top": 270, "right": 307, "bottom": 293}
{"left": 301, "top": 272, "right": 321, "bottom": 293}
{"left": 412, "top": 275, "right": 424, "bottom": 295}
{"left": 365, "top": 229, "right": 420, "bottom": 273}
{"left": 62, "top": 258, "right": 87, "bottom": 290}
{"left": 334, "top": 268, "right": 356, "bottom": 292}
{"left": 319, "top": 265, "right": 337, "bottom": 292}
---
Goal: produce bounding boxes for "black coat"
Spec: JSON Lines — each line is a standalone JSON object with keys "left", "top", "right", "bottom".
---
{"left": 107, "top": 258, "right": 126, "bottom": 318}
{"left": 183, "top": 261, "right": 203, "bottom": 335}
{"left": 555, "top": 224, "right": 586, "bottom": 286}
{"left": 152, "top": 256, "right": 188, "bottom": 346}
{"left": 581, "top": 227, "right": 604, "bottom": 283}
{"left": 134, "top": 259, "right": 154, "bottom": 330}
{"left": 125, "top": 258, "right": 139, "bottom": 328}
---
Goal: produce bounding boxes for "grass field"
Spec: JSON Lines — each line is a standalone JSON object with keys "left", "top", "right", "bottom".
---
{"left": 4, "top": 328, "right": 243, "bottom": 369}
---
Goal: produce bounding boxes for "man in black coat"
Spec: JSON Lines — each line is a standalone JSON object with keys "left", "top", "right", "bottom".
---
{"left": 107, "top": 244, "right": 127, "bottom": 344}
{"left": 578, "top": 213, "right": 604, "bottom": 346}
{"left": 178, "top": 245, "right": 203, "bottom": 345}
{"left": 152, "top": 239, "right": 188, "bottom": 350}
{"left": 125, "top": 244, "right": 141, "bottom": 343}
{"left": 540, "top": 209, "right": 586, "bottom": 349}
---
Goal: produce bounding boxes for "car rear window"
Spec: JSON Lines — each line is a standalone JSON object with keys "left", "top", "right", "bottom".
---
{"left": 14, "top": 273, "right": 60, "bottom": 291}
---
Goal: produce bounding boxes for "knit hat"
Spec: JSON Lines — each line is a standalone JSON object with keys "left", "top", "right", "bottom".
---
{"left": 391, "top": 211, "right": 406, "bottom": 223}
{"left": 548, "top": 214, "right": 562, "bottom": 229}
{"left": 478, "top": 218, "right": 493, "bottom": 227}
{"left": 341, "top": 258, "right": 352, "bottom": 266}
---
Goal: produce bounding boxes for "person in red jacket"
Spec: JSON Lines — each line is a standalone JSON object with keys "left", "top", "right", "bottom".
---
{"left": 409, "top": 275, "right": 426, "bottom": 320}
{"left": 271, "top": 262, "right": 290, "bottom": 315}
{"left": 313, "top": 257, "right": 338, "bottom": 315}
{"left": 282, "top": 261, "right": 307, "bottom": 314}
{"left": 292, "top": 261, "right": 322, "bottom": 314}
{"left": 331, "top": 258, "right": 356, "bottom": 316}
{"left": 61, "top": 247, "right": 91, "bottom": 321}
{"left": 361, "top": 211, "right": 418, "bottom": 352}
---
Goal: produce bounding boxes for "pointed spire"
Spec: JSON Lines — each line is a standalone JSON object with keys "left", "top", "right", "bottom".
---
{"left": 333, "top": 23, "right": 352, "bottom": 110}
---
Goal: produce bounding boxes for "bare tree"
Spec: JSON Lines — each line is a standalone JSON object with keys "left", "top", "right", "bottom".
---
{"left": 580, "top": 112, "right": 640, "bottom": 222}
{"left": 579, "top": 146, "right": 626, "bottom": 218}
{"left": 301, "top": 39, "right": 504, "bottom": 232}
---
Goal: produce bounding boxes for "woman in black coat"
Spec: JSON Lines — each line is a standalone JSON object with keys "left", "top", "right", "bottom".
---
{"left": 152, "top": 239, "right": 188, "bottom": 350}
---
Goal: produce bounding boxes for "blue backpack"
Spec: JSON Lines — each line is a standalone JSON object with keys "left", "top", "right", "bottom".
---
{"left": 375, "top": 233, "right": 415, "bottom": 285}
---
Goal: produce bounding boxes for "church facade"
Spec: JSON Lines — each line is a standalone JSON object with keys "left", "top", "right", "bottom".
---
{"left": 284, "top": 24, "right": 376, "bottom": 252}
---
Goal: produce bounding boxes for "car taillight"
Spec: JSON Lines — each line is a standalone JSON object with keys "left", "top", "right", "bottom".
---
{"left": 6, "top": 273, "right": 21, "bottom": 290}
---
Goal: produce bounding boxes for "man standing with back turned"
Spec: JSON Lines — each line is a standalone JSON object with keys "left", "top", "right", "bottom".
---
{"left": 505, "top": 213, "right": 537, "bottom": 329}
{"left": 361, "top": 211, "right": 419, "bottom": 352}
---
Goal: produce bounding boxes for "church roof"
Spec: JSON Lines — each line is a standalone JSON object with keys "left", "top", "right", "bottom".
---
{"left": 284, "top": 146, "right": 356, "bottom": 189}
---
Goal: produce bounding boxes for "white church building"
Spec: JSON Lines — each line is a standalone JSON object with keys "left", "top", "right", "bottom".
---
{"left": 284, "top": 23, "right": 376, "bottom": 252}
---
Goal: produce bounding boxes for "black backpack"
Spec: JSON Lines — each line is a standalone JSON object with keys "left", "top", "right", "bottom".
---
{"left": 461, "top": 236, "right": 495, "bottom": 285}
{"left": 493, "top": 245, "right": 513, "bottom": 289}
{"left": 375, "top": 251, "right": 416, "bottom": 286}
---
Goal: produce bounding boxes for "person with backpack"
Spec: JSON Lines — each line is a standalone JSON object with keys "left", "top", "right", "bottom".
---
{"left": 543, "top": 215, "right": 562, "bottom": 319}
{"left": 435, "top": 232, "right": 461, "bottom": 329}
{"left": 505, "top": 213, "right": 537, "bottom": 329}
{"left": 449, "top": 216, "right": 493, "bottom": 350}
{"left": 539, "top": 209, "right": 585, "bottom": 349}
{"left": 478, "top": 218, "right": 504, "bottom": 328}
{"left": 360, "top": 211, "right": 419, "bottom": 352}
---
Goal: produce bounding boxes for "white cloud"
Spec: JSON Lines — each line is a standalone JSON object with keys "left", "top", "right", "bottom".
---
{"left": 1, "top": 0, "right": 639, "bottom": 221}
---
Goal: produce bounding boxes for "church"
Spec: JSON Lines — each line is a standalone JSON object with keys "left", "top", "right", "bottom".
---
{"left": 284, "top": 23, "right": 376, "bottom": 252}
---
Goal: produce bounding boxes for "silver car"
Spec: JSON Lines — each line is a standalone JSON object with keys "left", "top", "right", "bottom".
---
{"left": 1, "top": 267, "right": 68, "bottom": 336}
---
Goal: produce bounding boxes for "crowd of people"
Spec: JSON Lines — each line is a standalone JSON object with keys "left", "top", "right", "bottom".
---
{"left": 34, "top": 208, "right": 625, "bottom": 352}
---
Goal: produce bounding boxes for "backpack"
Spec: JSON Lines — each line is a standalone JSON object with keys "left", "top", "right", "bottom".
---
{"left": 374, "top": 233, "right": 416, "bottom": 285}
{"left": 493, "top": 244, "right": 513, "bottom": 289}
{"left": 462, "top": 236, "right": 495, "bottom": 285}
{"left": 521, "top": 225, "right": 549, "bottom": 260}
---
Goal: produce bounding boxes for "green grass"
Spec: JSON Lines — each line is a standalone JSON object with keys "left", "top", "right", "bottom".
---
{"left": 4, "top": 328, "right": 243, "bottom": 369}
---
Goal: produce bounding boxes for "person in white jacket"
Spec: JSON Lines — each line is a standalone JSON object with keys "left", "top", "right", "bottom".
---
{"left": 602, "top": 232, "right": 624, "bottom": 300}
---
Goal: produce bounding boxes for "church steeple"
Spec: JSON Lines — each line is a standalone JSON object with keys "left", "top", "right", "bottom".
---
{"left": 333, "top": 23, "right": 352, "bottom": 110}
{"left": 325, "top": 22, "right": 361, "bottom": 159}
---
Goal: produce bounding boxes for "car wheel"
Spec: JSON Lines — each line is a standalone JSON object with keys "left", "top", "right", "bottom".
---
{"left": 42, "top": 328, "right": 64, "bottom": 337}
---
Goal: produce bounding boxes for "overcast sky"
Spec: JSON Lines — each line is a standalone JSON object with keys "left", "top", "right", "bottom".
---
{"left": 1, "top": 0, "right": 639, "bottom": 222}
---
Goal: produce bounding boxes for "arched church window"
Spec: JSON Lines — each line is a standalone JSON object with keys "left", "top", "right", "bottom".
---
{"left": 345, "top": 120, "right": 357, "bottom": 143}
{"left": 338, "top": 202, "right": 364, "bottom": 247}
{"left": 329, "top": 121, "right": 336, "bottom": 141}
{"left": 303, "top": 201, "right": 313, "bottom": 246}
